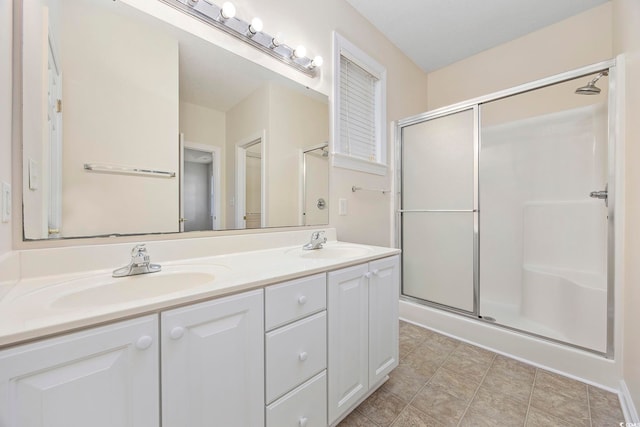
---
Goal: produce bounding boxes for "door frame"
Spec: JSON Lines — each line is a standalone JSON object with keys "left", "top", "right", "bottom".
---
{"left": 46, "top": 30, "right": 62, "bottom": 238}
{"left": 394, "top": 58, "right": 618, "bottom": 358}
{"left": 235, "top": 130, "right": 267, "bottom": 229}
{"left": 179, "top": 137, "right": 222, "bottom": 231}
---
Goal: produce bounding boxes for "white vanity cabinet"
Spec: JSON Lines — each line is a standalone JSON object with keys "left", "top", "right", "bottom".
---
{"left": 161, "top": 289, "right": 264, "bottom": 427}
{"left": 327, "top": 255, "right": 400, "bottom": 424}
{"left": 0, "top": 316, "right": 159, "bottom": 427}
{"left": 265, "top": 273, "right": 328, "bottom": 427}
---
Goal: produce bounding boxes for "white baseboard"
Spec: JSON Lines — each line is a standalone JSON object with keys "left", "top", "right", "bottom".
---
{"left": 620, "top": 380, "right": 639, "bottom": 423}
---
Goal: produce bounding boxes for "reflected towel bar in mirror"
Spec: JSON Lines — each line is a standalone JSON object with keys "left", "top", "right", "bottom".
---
{"left": 84, "top": 163, "right": 176, "bottom": 178}
{"left": 352, "top": 186, "right": 390, "bottom": 194}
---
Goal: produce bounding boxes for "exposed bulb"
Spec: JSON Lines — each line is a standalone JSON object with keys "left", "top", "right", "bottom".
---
{"left": 310, "top": 55, "right": 324, "bottom": 68}
{"left": 293, "top": 45, "right": 307, "bottom": 59}
{"left": 220, "top": 1, "right": 236, "bottom": 19}
{"left": 271, "top": 32, "right": 284, "bottom": 48}
{"left": 249, "top": 17, "right": 263, "bottom": 34}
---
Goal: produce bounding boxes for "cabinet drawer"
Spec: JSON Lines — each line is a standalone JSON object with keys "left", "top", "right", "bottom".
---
{"left": 266, "top": 311, "right": 327, "bottom": 403}
{"left": 266, "top": 370, "right": 327, "bottom": 427}
{"left": 265, "top": 273, "right": 326, "bottom": 331}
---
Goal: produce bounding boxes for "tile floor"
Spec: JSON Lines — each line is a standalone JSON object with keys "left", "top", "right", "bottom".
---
{"left": 338, "top": 321, "right": 625, "bottom": 427}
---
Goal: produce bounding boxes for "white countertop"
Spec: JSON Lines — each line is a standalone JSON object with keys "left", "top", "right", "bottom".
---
{"left": 0, "top": 241, "right": 400, "bottom": 348}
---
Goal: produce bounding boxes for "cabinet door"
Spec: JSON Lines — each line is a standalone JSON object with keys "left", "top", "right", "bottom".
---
{"left": 328, "top": 263, "right": 369, "bottom": 425}
{"left": 0, "top": 316, "right": 159, "bottom": 427}
{"left": 161, "top": 289, "right": 264, "bottom": 427}
{"left": 369, "top": 256, "right": 400, "bottom": 386}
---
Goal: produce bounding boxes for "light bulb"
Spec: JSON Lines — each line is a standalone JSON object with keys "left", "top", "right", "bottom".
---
{"left": 249, "top": 17, "right": 263, "bottom": 34}
{"left": 271, "top": 32, "right": 283, "bottom": 48}
{"left": 293, "top": 45, "right": 307, "bottom": 59}
{"left": 220, "top": 2, "right": 236, "bottom": 19}
{"left": 311, "top": 55, "right": 324, "bottom": 68}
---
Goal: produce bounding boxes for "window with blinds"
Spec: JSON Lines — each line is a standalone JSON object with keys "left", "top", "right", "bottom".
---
{"left": 333, "top": 33, "right": 387, "bottom": 175}
{"left": 339, "top": 56, "right": 378, "bottom": 162}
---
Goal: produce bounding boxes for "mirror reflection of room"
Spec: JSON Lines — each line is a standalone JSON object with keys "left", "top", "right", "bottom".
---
{"left": 22, "top": 0, "right": 329, "bottom": 240}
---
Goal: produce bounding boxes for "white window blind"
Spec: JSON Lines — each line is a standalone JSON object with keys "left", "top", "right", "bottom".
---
{"left": 339, "top": 55, "right": 378, "bottom": 162}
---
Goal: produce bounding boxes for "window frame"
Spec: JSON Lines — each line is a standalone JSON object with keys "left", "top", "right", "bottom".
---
{"left": 332, "top": 32, "right": 387, "bottom": 175}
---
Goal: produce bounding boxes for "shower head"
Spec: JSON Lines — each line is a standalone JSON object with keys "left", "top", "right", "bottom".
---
{"left": 575, "top": 71, "right": 608, "bottom": 95}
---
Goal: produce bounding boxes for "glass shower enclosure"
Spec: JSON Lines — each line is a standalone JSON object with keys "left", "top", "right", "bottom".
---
{"left": 397, "top": 61, "right": 615, "bottom": 356}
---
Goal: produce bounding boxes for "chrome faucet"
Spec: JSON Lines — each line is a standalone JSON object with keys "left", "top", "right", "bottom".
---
{"left": 303, "top": 231, "right": 327, "bottom": 250}
{"left": 112, "top": 244, "right": 162, "bottom": 278}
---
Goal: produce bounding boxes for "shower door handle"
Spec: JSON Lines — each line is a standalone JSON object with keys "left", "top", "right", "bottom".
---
{"left": 589, "top": 184, "right": 608, "bottom": 207}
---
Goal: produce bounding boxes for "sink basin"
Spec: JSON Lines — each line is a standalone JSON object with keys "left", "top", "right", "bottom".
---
{"left": 287, "top": 245, "right": 373, "bottom": 259}
{"left": 49, "top": 265, "right": 227, "bottom": 309}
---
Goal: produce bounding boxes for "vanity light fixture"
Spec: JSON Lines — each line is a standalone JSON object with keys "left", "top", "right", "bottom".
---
{"left": 161, "top": 0, "right": 321, "bottom": 77}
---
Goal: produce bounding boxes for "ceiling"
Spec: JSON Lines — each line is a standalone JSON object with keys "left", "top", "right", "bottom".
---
{"left": 344, "top": 0, "right": 609, "bottom": 73}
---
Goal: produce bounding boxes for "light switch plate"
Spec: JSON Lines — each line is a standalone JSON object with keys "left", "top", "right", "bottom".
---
{"left": 338, "top": 198, "right": 347, "bottom": 216}
{"left": 1, "top": 182, "right": 10, "bottom": 223}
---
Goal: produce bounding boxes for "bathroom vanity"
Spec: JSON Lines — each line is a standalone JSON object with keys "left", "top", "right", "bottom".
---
{"left": 0, "top": 233, "right": 399, "bottom": 427}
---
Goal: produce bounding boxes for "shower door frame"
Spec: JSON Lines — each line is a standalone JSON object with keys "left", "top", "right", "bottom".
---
{"left": 395, "top": 59, "right": 617, "bottom": 358}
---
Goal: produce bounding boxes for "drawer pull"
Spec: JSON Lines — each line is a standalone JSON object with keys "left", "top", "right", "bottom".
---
{"left": 170, "top": 327, "right": 185, "bottom": 340}
{"left": 364, "top": 272, "right": 372, "bottom": 279}
{"left": 298, "top": 295, "right": 308, "bottom": 305}
{"left": 135, "top": 335, "right": 153, "bottom": 350}
{"left": 299, "top": 417, "right": 308, "bottom": 427}
{"left": 372, "top": 269, "right": 379, "bottom": 276}
{"left": 298, "top": 351, "right": 308, "bottom": 362}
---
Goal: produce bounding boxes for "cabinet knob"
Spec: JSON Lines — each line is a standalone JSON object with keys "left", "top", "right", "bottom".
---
{"left": 298, "top": 295, "right": 308, "bottom": 305}
{"left": 170, "top": 326, "right": 185, "bottom": 340}
{"left": 298, "top": 351, "right": 308, "bottom": 362}
{"left": 299, "top": 417, "right": 308, "bottom": 427}
{"left": 364, "top": 272, "right": 372, "bottom": 279}
{"left": 135, "top": 335, "right": 153, "bottom": 350}
{"left": 372, "top": 269, "right": 380, "bottom": 276}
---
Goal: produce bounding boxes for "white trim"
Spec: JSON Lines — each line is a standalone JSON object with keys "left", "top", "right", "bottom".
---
{"left": 179, "top": 133, "right": 185, "bottom": 232}
{"left": 332, "top": 32, "right": 387, "bottom": 176}
{"left": 620, "top": 380, "right": 639, "bottom": 423}
{"left": 332, "top": 153, "right": 387, "bottom": 176}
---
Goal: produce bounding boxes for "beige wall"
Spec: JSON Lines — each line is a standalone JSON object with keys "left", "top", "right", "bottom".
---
{"left": 0, "top": 0, "right": 12, "bottom": 256}
{"left": 613, "top": 0, "right": 640, "bottom": 413}
{"left": 179, "top": 101, "right": 226, "bottom": 149}
{"left": 60, "top": 0, "right": 179, "bottom": 237}
{"left": 225, "top": 85, "right": 269, "bottom": 229}
{"left": 426, "top": 3, "right": 613, "bottom": 110}
{"left": 267, "top": 83, "right": 329, "bottom": 227}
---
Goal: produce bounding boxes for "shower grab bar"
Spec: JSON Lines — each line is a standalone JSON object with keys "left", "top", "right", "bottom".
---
{"left": 84, "top": 163, "right": 176, "bottom": 178}
{"left": 398, "top": 209, "right": 478, "bottom": 213}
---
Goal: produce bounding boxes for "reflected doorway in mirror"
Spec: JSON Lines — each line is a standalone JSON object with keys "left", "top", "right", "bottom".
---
{"left": 179, "top": 136, "right": 222, "bottom": 232}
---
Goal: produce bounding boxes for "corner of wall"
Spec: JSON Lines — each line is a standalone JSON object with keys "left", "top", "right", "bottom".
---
{"left": 0, "top": 0, "right": 13, "bottom": 257}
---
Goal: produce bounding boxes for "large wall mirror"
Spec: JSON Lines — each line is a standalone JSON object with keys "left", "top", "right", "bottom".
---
{"left": 21, "top": 0, "right": 330, "bottom": 240}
